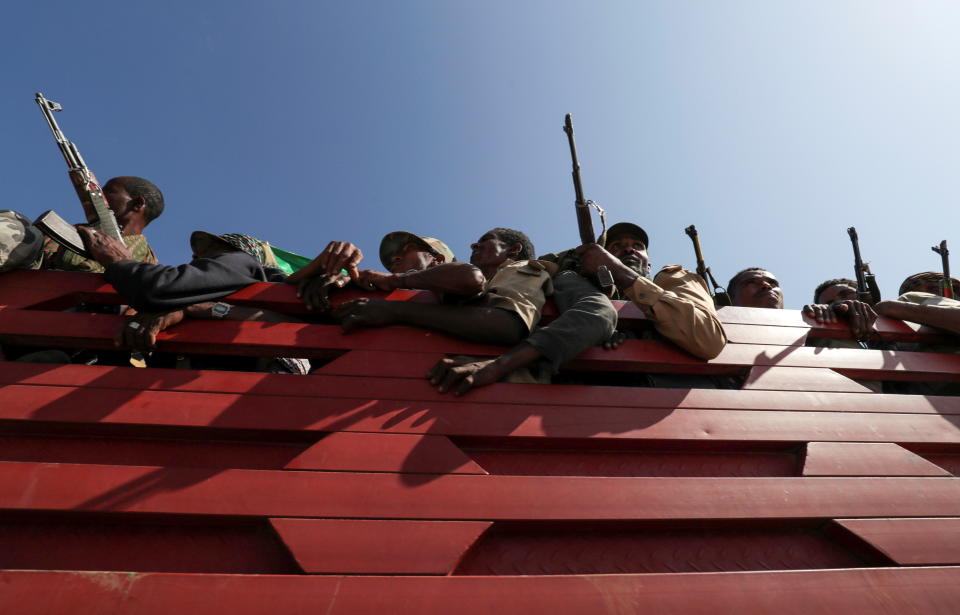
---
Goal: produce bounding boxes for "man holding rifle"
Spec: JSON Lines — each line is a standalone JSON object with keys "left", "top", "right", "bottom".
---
{"left": 429, "top": 221, "right": 728, "bottom": 396}
{"left": 40, "top": 175, "right": 164, "bottom": 272}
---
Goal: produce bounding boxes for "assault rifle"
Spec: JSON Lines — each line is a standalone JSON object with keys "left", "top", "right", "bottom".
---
{"left": 846, "top": 227, "right": 881, "bottom": 305}
{"left": 932, "top": 240, "right": 953, "bottom": 299}
{"left": 684, "top": 225, "right": 730, "bottom": 307}
{"left": 563, "top": 113, "right": 614, "bottom": 293}
{"left": 34, "top": 92, "right": 123, "bottom": 256}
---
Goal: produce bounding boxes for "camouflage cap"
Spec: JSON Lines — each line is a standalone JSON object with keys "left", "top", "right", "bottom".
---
{"left": 190, "top": 231, "right": 277, "bottom": 267}
{"left": 379, "top": 231, "right": 456, "bottom": 269}
{"left": 899, "top": 271, "right": 960, "bottom": 297}
{"left": 0, "top": 210, "right": 43, "bottom": 272}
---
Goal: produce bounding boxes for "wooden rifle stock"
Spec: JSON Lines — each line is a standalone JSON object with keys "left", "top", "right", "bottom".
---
{"left": 932, "top": 240, "right": 953, "bottom": 299}
{"left": 563, "top": 114, "right": 613, "bottom": 292}
{"left": 684, "top": 225, "right": 730, "bottom": 307}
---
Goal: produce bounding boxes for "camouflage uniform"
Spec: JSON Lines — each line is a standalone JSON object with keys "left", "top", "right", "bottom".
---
{"left": 0, "top": 211, "right": 44, "bottom": 272}
{"left": 41, "top": 232, "right": 158, "bottom": 272}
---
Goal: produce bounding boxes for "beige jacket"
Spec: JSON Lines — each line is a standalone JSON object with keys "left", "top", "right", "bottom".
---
{"left": 622, "top": 264, "right": 727, "bottom": 359}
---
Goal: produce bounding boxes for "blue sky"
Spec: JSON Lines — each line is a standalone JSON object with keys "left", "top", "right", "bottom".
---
{"left": 4, "top": 1, "right": 958, "bottom": 307}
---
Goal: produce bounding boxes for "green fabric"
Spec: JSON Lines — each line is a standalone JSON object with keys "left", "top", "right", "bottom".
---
{"left": 272, "top": 247, "right": 313, "bottom": 275}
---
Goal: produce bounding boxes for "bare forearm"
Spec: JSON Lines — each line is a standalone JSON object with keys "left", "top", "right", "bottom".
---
{"left": 391, "top": 302, "right": 525, "bottom": 345}
{"left": 876, "top": 301, "right": 960, "bottom": 335}
{"left": 396, "top": 263, "right": 486, "bottom": 297}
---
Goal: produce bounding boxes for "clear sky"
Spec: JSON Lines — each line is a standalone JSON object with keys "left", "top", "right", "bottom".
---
{"left": 4, "top": 1, "right": 958, "bottom": 307}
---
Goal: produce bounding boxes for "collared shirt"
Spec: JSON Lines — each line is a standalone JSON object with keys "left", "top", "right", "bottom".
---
{"left": 622, "top": 264, "right": 727, "bottom": 359}
{"left": 484, "top": 259, "right": 557, "bottom": 334}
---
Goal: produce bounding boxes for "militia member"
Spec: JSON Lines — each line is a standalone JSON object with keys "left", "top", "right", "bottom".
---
{"left": 802, "top": 278, "right": 877, "bottom": 342}
{"left": 0, "top": 210, "right": 45, "bottom": 272}
{"left": 334, "top": 229, "right": 553, "bottom": 346}
{"left": 728, "top": 267, "right": 784, "bottom": 309}
{"left": 874, "top": 272, "right": 960, "bottom": 336}
{"left": 42, "top": 176, "right": 164, "bottom": 271}
{"left": 428, "top": 222, "right": 727, "bottom": 395}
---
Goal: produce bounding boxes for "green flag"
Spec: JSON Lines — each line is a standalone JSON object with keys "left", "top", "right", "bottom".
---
{"left": 272, "top": 247, "right": 313, "bottom": 275}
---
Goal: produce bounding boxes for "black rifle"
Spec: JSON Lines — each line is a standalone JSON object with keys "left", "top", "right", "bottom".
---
{"left": 684, "top": 225, "right": 730, "bottom": 307}
{"left": 563, "top": 114, "right": 614, "bottom": 293}
{"left": 846, "top": 227, "right": 881, "bottom": 305}
{"left": 932, "top": 240, "right": 953, "bottom": 299}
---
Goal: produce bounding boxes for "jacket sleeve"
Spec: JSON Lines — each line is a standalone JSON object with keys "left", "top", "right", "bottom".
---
{"left": 623, "top": 265, "right": 727, "bottom": 359}
{"left": 104, "top": 251, "right": 267, "bottom": 312}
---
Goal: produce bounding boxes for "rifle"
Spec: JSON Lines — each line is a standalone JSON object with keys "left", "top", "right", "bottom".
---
{"left": 684, "top": 225, "right": 731, "bottom": 307}
{"left": 846, "top": 227, "right": 881, "bottom": 305}
{"left": 563, "top": 113, "right": 614, "bottom": 293}
{"left": 931, "top": 240, "right": 953, "bottom": 299}
{"left": 34, "top": 92, "right": 123, "bottom": 256}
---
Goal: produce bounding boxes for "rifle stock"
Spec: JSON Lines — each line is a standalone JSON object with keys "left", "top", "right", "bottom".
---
{"left": 932, "top": 240, "right": 953, "bottom": 299}
{"left": 563, "top": 114, "right": 613, "bottom": 292}
{"left": 684, "top": 225, "right": 730, "bottom": 307}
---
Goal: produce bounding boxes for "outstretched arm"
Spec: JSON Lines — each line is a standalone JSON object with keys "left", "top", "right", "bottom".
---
{"left": 875, "top": 299, "right": 960, "bottom": 335}
{"left": 335, "top": 298, "right": 525, "bottom": 346}
{"left": 356, "top": 263, "right": 486, "bottom": 298}
{"left": 115, "top": 301, "right": 305, "bottom": 351}
{"left": 103, "top": 251, "right": 266, "bottom": 312}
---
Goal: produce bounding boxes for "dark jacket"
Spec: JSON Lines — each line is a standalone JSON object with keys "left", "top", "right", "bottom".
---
{"left": 104, "top": 251, "right": 283, "bottom": 312}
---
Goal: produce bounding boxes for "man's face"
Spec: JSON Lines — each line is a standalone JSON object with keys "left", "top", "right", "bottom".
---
{"left": 102, "top": 181, "right": 138, "bottom": 229}
{"left": 606, "top": 232, "right": 650, "bottom": 276}
{"left": 733, "top": 270, "right": 784, "bottom": 309}
{"left": 470, "top": 232, "right": 515, "bottom": 269}
{"left": 914, "top": 279, "right": 943, "bottom": 295}
{"left": 388, "top": 241, "right": 438, "bottom": 274}
{"left": 818, "top": 284, "right": 857, "bottom": 304}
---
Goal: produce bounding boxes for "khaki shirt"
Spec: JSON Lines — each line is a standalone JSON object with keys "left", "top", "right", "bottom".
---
{"left": 41, "top": 234, "right": 158, "bottom": 273}
{"left": 485, "top": 259, "right": 557, "bottom": 334}
{"left": 622, "top": 264, "right": 727, "bottom": 359}
{"left": 899, "top": 291, "right": 960, "bottom": 309}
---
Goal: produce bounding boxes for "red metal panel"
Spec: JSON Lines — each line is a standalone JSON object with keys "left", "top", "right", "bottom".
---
{"left": 0, "top": 434, "right": 306, "bottom": 470}
{"left": 803, "top": 442, "right": 952, "bottom": 476}
{"left": 3, "top": 384, "right": 960, "bottom": 444}
{"left": 0, "top": 309, "right": 504, "bottom": 358}
{"left": 6, "top": 311, "right": 960, "bottom": 381}
{"left": 0, "top": 270, "right": 949, "bottom": 342}
{"left": 322, "top": 344, "right": 960, "bottom": 382}
{"left": 919, "top": 453, "right": 960, "bottom": 476}
{"left": 4, "top": 383, "right": 960, "bottom": 444}
{"left": 5, "top": 361, "right": 960, "bottom": 415}
{"left": 1, "top": 461, "right": 959, "bottom": 520}
{"left": 454, "top": 524, "right": 869, "bottom": 575}
{"left": 270, "top": 518, "right": 490, "bottom": 573}
{"left": 0, "top": 268, "right": 113, "bottom": 292}
{"left": 576, "top": 342, "right": 960, "bottom": 381}
{"left": 465, "top": 449, "right": 798, "bottom": 477}
{"left": 285, "top": 433, "right": 487, "bottom": 474}
{"left": 723, "top": 323, "right": 808, "bottom": 345}
{"left": 2, "top": 568, "right": 960, "bottom": 615}
{"left": 742, "top": 366, "right": 875, "bottom": 393}
{"left": 0, "top": 517, "right": 299, "bottom": 573}
{"left": 0, "top": 287, "right": 83, "bottom": 310}
{"left": 835, "top": 518, "right": 960, "bottom": 565}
